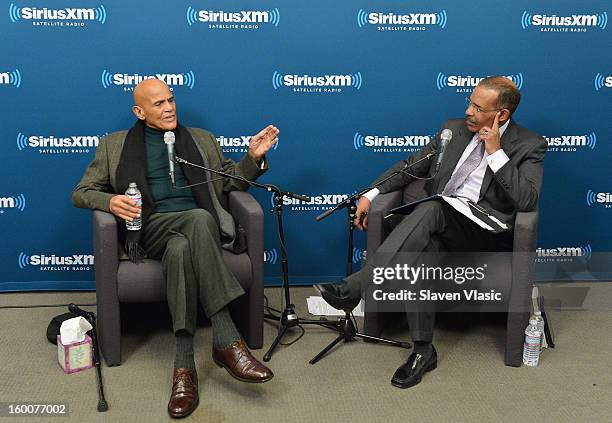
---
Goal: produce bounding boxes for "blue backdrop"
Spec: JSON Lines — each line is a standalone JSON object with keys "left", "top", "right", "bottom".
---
{"left": 1, "top": 0, "right": 610, "bottom": 291}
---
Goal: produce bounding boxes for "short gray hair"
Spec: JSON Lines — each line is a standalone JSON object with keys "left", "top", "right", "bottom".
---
{"left": 478, "top": 76, "right": 521, "bottom": 114}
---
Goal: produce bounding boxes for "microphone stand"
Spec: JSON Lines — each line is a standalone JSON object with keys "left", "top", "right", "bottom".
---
{"left": 309, "top": 152, "right": 437, "bottom": 364}
{"left": 174, "top": 156, "right": 341, "bottom": 362}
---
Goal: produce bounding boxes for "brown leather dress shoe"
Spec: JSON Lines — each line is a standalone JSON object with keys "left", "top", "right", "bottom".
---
{"left": 212, "top": 340, "right": 274, "bottom": 383}
{"left": 168, "top": 368, "right": 199, "bottom": 419}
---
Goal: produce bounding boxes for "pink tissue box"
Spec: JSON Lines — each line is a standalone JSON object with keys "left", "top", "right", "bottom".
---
{"left": 57, "top": 334, "right": 93, "bottom": 374}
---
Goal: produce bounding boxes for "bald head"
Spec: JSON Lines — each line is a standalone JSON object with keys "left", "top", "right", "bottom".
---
{"left": 131, "top": 79, "right": 177, "bottom": 131}
{"left": 133, "top": 78, "right": 169, "bottom": 106}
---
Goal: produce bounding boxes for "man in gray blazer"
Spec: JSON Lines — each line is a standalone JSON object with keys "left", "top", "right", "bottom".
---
{"left": 73, "top": 79, "right": 278, "bottom": 418}
{"left": 316, "top": 76, "right": 547, "bottom": 389}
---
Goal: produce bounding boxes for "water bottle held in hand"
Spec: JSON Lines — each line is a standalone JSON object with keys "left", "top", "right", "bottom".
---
{"left": 125, "top": 182, "right": 142, "bottom": 231}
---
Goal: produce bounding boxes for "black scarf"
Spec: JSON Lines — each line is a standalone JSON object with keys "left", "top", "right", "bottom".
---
{"left": 115, "top": 120, "right": 220, "bottom": 262}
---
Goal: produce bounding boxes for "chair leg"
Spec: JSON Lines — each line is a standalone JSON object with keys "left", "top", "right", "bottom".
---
{"left": 505, "top": 311, "right": 529, "bottom": 367}
{"left": 97, "top": 296, "right": 122, "bottom": 366}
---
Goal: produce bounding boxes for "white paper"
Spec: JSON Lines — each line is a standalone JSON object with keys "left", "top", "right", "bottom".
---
{"left": 441, "top": 196, "right": 496, "bottom": 231}
{"left": 307, "top": 296, "right": 364, "bottom": 317}
{"left": 60, "top": 316, "right": 93, "bottom": 345}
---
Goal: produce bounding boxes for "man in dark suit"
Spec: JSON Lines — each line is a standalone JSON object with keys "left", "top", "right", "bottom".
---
{"left": 316, "top": 76, "right": 547, "bottom": 388}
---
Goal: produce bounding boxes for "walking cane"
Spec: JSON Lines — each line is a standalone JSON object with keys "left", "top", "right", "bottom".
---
{"left": 68, "top": 304, "right": 109, "bottom": 412}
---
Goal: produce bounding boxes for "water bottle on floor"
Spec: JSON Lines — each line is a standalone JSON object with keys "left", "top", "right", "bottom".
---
{"left": 523, "top": 318, "right": 542, "bottom": 366}
{"left": 532, "top": 311, "right": 545, "bottom": 349}
{"left": 125, "top": 182, "right": 142, "bottom": 231}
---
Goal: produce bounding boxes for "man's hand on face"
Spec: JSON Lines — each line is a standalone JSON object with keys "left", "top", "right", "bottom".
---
{"left": 248, "top": 125, "right": 279, "bottom": 162}
{"left": 354, "top": 196, "right": 371, "bottom": 231}
{"left": 477, "top": 111, "right": 502, "bottom": 155}
{"left": 109, "top": 195, "right": 141, "bottom": 222}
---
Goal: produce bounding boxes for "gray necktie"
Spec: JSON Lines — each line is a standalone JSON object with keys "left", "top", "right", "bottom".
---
{"left": 442, "top": 141, "right": 485, "bottom": 196}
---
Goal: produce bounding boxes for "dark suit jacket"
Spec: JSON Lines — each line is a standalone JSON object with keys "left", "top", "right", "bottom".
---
{"left": 373, "top": 118, "right": 547, "bottom": 230}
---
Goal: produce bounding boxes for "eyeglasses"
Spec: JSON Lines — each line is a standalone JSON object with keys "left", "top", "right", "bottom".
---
{"left": 464, "top": 97, "right": 503, "bottom": 114}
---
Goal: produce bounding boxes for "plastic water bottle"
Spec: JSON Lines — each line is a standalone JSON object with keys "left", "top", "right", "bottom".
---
{"left": 523, "top": 318, "right": 542, "bottom": 366}
{"left": 532, "top": 311, "right": 545, "bottom": 349}
{"left": 125, "top": 182, "right": 142, "bottom": 231}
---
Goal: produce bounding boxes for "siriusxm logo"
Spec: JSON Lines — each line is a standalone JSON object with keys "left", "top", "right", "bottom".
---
{"left": 594, "top": 73, "right": 612, "bottom": 91}
{"left": 436, "top": 72, "right": 523, "bottom": 93}
{"left": 536, "top": 244, "right": 592, "bottom": 263}
{"left": 521, "top": 11, "right": 607, "bottom": 31}
{"left": 354, "top": 132, "right": 432, "bottom": 153}
{"left": 357, "top": 9, "right": 447, "bottom": 31}
{"left": 436, "top": 73, "right": 524, "bottom": 92}
{"left": 17, "top": 132, "right": 102, "bottom": 154}
{"left": 545, "top": 132, "right": 597, "bottom": 152}
{"left": 264, "top": 248, "right": 278, "bottom": 265}
{"left": 0, "top": 69, "right": 22, "bottom": 87}
{"left": 269, "top": 192, "right": 354, "bottom": 211}
{"left": 186, "top": 7, "right": 279, "bottom": 29}
{"left": 8, "top": 3, "right": 107, "bottom": 26}
{"left": 18, "top": 252, "right": 94, "bottom": 271}
{"left": 216, "top": 135, "right": 279, "bottom": 154}
{"left": 272, "top": 71, "right": 363, "bottom": 93}
{"left": 586, "top": 190, "right": 612, "bottom": 208}
{"left": 101, "top": 70, "right": 196, "bottom": 91}
{"left": 0, "top": 194, "right": 26, "bottom": 214}
{"left": 352, "top": 248, "right": 366, "bottom": 264}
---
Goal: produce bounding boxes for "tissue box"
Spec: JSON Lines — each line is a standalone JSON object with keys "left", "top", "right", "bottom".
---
{"left": 57, "top": 335, "right": 93, "bottom": 374}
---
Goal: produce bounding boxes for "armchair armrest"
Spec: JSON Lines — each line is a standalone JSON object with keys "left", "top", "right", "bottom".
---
{"left": 93, "top": 210, "right": 120, "bottom": 292}
{"left": 228, "top": 191, "right": 264, "bottom": 282}
{"left": 512, "top": 210, "right": 539, "bottom": 253}
{"left": 506, "top": 210, "right": 539, "bottom": 366}
{"left": 367, "top": 190, "right": 403, "bottom": 252}
{"left": 92, "top": 210, "right": 122, "bottom": 365}
{"left": 509, "top": 210, "right": 539, "bottom": 313}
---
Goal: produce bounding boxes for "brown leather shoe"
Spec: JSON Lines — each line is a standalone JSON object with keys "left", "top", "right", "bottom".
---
{"left": 212, "top": 340, "right": 274, "bottom": 383}
{"left": 168, "top": 368, "right": 199, "bottom": 419}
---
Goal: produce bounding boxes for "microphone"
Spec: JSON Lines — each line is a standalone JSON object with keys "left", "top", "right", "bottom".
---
{"left": 435, "top": 129, "right": 453, "bottom": 172}
{"left": 164, "top": 131, "right": 176, "bottom": 186}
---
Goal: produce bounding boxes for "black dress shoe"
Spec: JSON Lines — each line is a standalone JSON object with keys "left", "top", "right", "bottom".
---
{"left": 314, "top": 283, "right": 361, "bottom": 311}
{"left": 391, "top": 346, "right": 437, "bottom": 389}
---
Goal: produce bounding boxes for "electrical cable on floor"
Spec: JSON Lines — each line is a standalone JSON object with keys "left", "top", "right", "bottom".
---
{"left": 263, "top": 295, "right": 305, "bottom": 346}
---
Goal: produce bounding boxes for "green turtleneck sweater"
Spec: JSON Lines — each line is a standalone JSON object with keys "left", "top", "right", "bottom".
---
{"left": 144, "top": 126, "right": 199, "bottom": 213}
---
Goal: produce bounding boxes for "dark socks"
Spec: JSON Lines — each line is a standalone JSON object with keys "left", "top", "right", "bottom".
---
{"left": 174, "top": 330, "right": 195, "bottom": 370}
{"left": 413, "top": 341, "right": 433, "bottom": 357}
{"left": 210, "top": 307, "right": 241, "bottom": 349}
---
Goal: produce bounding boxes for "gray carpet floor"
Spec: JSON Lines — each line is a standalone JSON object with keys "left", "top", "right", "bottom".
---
{"left": 1, "top": 286, "right": 611, "bottom": 423}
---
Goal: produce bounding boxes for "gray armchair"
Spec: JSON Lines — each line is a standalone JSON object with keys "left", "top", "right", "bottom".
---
{"left": 93, "top": 191, "right": 264, "bottom": 366}
{"left": 363, "top": 180, "right": 538, "bottom": 367}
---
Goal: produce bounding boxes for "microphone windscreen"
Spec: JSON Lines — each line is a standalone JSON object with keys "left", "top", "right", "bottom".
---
{"left": 441, "top": 129, "right": 452, "bottom": 142}
{"left": 164, "top": 131, "right": 175, "bottom": 145}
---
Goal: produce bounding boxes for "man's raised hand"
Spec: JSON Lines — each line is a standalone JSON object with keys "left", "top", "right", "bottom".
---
{"left": 478, "top": 111, "right": 502, "bottom": 155}
{"left": 248, "top": 125, "right": 279, "bottom": 162}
